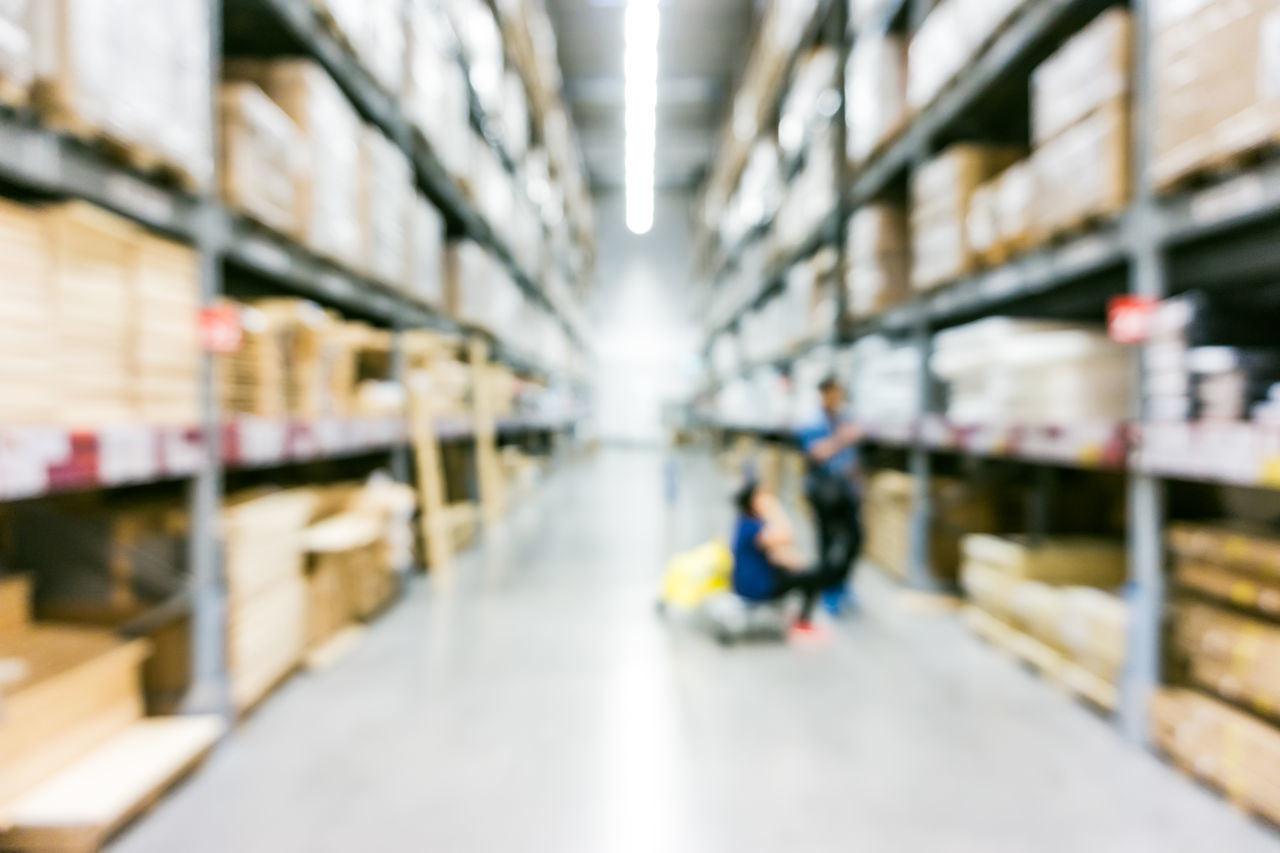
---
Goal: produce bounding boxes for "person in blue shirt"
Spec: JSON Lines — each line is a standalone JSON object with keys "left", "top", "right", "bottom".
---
{"left": 797, "top": 375, "right": 864, "bottom": 615}
{"left": 731, "top": 479, "right": 843, "bottom": 634}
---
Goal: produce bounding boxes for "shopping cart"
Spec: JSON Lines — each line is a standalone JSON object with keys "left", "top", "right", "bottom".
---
{"left": 655, "top": 540, "right": 787, "bottom": 645}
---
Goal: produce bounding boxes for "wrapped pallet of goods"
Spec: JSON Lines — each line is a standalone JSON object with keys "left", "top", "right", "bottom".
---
{"left": 849, "top": 336, "right": 921, "bottom": 424}
{"left": 845, "top": 30, "right": 906, "bottom": 165}
{"left": 31, "top": 0, "right": 213, "bottom": 190}
{"left": 1152, "top": 0, "right": 1280, "bottom": 192}
{"left": 220, "top": 301, "right": 287, "bottom": 418}
{"left": 228, "top": 60, "right": 363, "bottom": 271}
{"left": 445, "top": 0, "right": 505, "bottom": 124}
{"left": 360, "top": 127, "right": 413, "bottom": 289}
{"left": 222, "top": 489, "right": 317, "bottom": 714}
{"left": 47, "top": 203, "right": 136, "bottom": 427}
{"left": 131, "top": 232, "right": 201, "bottom": 426}
{"left": 907, "top": 0, "right": 1026, "bottom": 114}
{"left": 220, "top": 82, "right": 308, "bottom": 240}
{"left": 409, "top": 194, "right": 447, "bottom": 309}
{"left": 772, "top": 127, "right": 838, "bottom": 261}
{"left": 1168, "top": 521, "right": 1280, "bottom": 615}
{"left": 1171, "top": 601, "right": 1280, "bottom": 719}
{"left": 1152, "top": 688, "right": 1280, "bottom": 825}
{"left": 862, "top": 470, "right": 1000, "bottom": 583}
{"left": 445, "top": 240, "right": 498, "bottom": 332}
{"left": 405, "top": 0, "right": 472, "bottom": 183}
{"left": 0, "top": 199, "right": 55, "bottom": 425}
{"left": 778, "top": 47, "right": 840, "bottom": 169}
{"left": 846, "top": 204, "right": 909, "bottom": 318}
{"left": 362, "top": 0, "right": 407, "bottom": 97}
{"left": 0, "top": 1, "right": 35, "bottom": 105}
{"left": 1031, "top": 9, "right": 1132, "bottom": 238}
{"left": 931, "top": 319, "right": 1132, "bottom": 425}
{"left": 911, "top": 145, "right": 1021, "bottom": 291}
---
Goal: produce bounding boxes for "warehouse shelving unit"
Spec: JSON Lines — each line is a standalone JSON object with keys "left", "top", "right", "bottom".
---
{"left": 0, "top": 0, "right": 593, "bottom": 726}
{"left": 695, "top": 0, "right": 1280, "bottom": 747}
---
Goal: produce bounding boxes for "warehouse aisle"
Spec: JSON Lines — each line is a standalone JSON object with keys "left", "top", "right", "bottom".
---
{"left": 110, "top": 449, "right": 1279, "bottom": 853}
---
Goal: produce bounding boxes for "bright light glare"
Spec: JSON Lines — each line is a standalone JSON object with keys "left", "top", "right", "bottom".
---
{"left": 625, "top": 0, "right": 659, "bottom": 235}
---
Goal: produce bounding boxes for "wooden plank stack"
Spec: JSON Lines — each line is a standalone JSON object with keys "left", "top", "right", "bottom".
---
{"left": 220, "top": 301, "right": 288, "bottom": 418}
{"left": 302, "top": 513, "right": 396, "bottom": 653}
{"left": 219, "top": 81, "right": 307, "bottom": 239}
{"left": 131, "top": 234, "right": 201, "bottom": 426}
{"left": 222, "top": 489, "right": 317, "bottom": 715}
{"left": 0, "top": 199, "right": 56, "bottom": 425}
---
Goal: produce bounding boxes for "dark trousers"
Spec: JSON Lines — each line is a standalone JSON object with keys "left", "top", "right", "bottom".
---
{"left": 807, "top": 478, "right": 864, "bottom": 592}
{"left": 764, "top": 563, "right": 848, "bottom": 622}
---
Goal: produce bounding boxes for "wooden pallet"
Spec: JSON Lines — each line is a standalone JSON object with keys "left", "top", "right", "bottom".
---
{"left": 963, "top": 605, "right": 1118, "bottom": 712}
{"left": 0, "top": 716, "right": 224, "bottom": 853}
{"left": 1156, "top": 135, "right": 1280, "bottom": 198}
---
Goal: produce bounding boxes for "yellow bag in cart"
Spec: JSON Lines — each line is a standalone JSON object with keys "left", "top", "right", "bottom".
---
{"left": 660, "top": 540, "right": 733, "bottom": 610}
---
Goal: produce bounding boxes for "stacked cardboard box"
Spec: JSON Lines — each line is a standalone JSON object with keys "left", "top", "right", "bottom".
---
{"left": 966, "top": 159, "right": 1041, "bottom": 265}
{"left": 223, "top": 489, "right": 317, "bottom": 714}
{"left": 131, "top": 234, "right": 201, "bottom": 425}
{"left": 911, "top": 145, "right": 1021, "bottom": 291}
{"left": 1152, "top": 0, "right": 1280, "bottom": 192}
{"left": 220, "top": 82, "right": 307, "bottom": 239}
{"left": 908, "top": 0, "right": 1026, "bottom": 113}
{"left": 1145, "top": 292, "right": 1279, "bottom": 423}
{"left": 1169, "top": 521, "right": 1280, "bottom": 615}
{"left": 360, "top": 127, "right": 412, "bottom": 289}
{"left": 229, "top": 60, "right": 363, "bottom": 271}
{"left": 409, "top": 194, "right": 446, "bottom": 309}
{"left": 846, "top": 205, "right": 910, "bottom": 318}
{"left": 31, "top": 0, "right": 213, "bottom": 189}
{"left": 1031, "top": 9, "right": 1132, "bottom": 237}
{"left": 0, "top": 198, "right": 55, "bottom": 425}
{"left": 1152, "top": 688, "right": 1280, "bottom": 825}
{"left": 862, "top": 470, "right": 1000, "bottom": 583}
{"left": 0, "top": 1, "right": 35, "bottom": 104}
{"left": 47, "top": 203, "right": 137, "bottom": 427}
{"left": 1172, "top": 601, "right": 1280, "bottom": 719}
{"left": 931, "top": 319, "right": 1132, "bottom": 425}
{"left": 778, "top": 47, "right": 840, "bottom": 167}
{"left": 302, "top": 513, "right": 394, "bottom": 651}
{"left": 771, "top": 127, "right": 838, "bottom": 262}
{"left": 960, "top": 535, "right": 1128, "bottom": 685}
{"left": 845, "top": 31, "right": 906, "bottom": 165}
{"left": 404, "top": 0, "right": 472, "bottom": 183}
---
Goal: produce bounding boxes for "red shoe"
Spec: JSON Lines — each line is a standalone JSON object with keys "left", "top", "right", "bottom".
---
{"left": 788, "top": 620, "right": 826, "bottom": 643}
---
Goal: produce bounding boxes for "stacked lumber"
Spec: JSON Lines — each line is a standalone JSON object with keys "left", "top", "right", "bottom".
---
{"left": 1152, "top": 688, "right": 1280, "bottom": 824}
{"left": 960, "top": 535, "right": 1128, "bottom": 698}
{"left": 223, "top": 489, "right": 317, "bottom": 714}
{"left": 220, "top": 301, "right": 288, "bottom": 417}
{"left": 130, "top": 234, "right": 201, "bottom": 425}
{"left": 0, "top": 198, "right": 55, "bottom": 425}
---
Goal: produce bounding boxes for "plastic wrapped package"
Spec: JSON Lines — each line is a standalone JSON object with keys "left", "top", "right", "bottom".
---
{"left": 907, "top": 0, "right": 964, "bottom": 112}
{"left": 32, "top": 0, "right": 213, "bottom": 189}
{"left": 1032, "top": 8, "right": 1131, "bottom": 147}
{"left": 405, "top": 0, "right": 472, "bottom": 184}
{"left": 965, "top": 180, "right": 1004, "bottom": 267}
{"left": 849, "top": 336, "right": 921, "bottom": 424}
{"left": 501, "top": 70, "right": 531, "bottom": 161}
{"left": 220, "top": 83, "right": 307, "bottom": 238}
{"left": 467, "top": 130, "right": 511, "bottom": 232}
{"left": 778, "top": 47, "right": 840, "bottom": 164}
{"left": 360, "top": 127, "right": 412, "bottom": 288}
{"left": 772, "top": 128, "right": 838, "bottom": 259}
{"left": 911, "top": 144, "right": 1021, "bottom": 290}
{"left": 231, "top": 60, "right": 363, "bottom": 269}
{"left": 444, "top": 0, "right": 504, "bottom": 118}
{"left": 1152, "top": 0, "right": 1280, "bottom": 191}
{"left": 846, "top": 32, "right": 906, "bottom": 164}
{"left": 0, "top": 0, "right": 35, "bottom": 103}
{"left": 1034, "top": 99, "right": 1130, "bottom": 237}
{"left": 0, "top": 198, "right": 54, "bottom": 425}
{"left": 445, "top": 240, "right": 501, "bottom": 330}
{"left": 363, "top": 0, "right": 406, "bottom": 95}
{"left": 847, "top": 204, "right": 909, "bottom": 318}
{"left": 994, "top": 160, "right": 1040, "bottom": 253}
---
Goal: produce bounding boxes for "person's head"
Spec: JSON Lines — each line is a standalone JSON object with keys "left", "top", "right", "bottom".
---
{"left": 734, "top": 479, "right": 763, "bottom": 519}
{"left": 819, "top": 375, "right": 845, "bottom": 413}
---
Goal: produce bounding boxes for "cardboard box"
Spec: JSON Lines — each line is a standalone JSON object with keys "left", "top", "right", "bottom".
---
{"left": 846, "top": 32, "right": 907, "bottom": 164}
{"left": 1153, "top": 0, "right": 1280, "bottom": 191}
{"left": 1035, "top": 97, "right": 1131, "bottom": 236}
{"left": 1167, "top": 520, "right": 1280, "bottom": 579}
{"left": 220, "top": 82, "right": 307, "bottom": 239}
{"left": 360, "top": 126, "right": 412, "bottom": 288}
{"left": 229, "top": 60, "right": 362, "bottom": 269}
{"left": 405, "top": 2, "right": 472, "bottom": 183}
{"left": 847, "top": 205, "right": 910, "bottom": 318}
{"left": 1031, "top": 8, "right": 1132, "bottom": 147}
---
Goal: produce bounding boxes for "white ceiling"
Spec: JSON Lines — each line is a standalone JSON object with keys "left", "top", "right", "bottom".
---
{"left": 544, "top": 0, "right": 761, "bottom": 191}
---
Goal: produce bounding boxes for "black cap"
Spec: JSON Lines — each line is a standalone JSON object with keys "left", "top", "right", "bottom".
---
{"left": 819, "top": 374, "right": 842, "bottom": 392}
{"left": 734, "top": 479, "right": 759, "bottom": 516}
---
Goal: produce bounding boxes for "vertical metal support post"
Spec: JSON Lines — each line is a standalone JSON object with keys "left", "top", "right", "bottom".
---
{"left": 1120, "top": 0, "right": 1168, "bottom": 745}
{"left": 1027, "top": 466, "right": 1057, "bottom": 543}
{"left": 390, "top": 322, "right": 413, "bottom": 484}
{"left": 184, "top": 0, "right": 229, "bottom": 720}
{"left": 831, "top": 0, "right": 851, "bottom": 339}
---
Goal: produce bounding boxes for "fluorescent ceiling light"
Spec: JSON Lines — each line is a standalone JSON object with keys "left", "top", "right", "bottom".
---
{"left": 625, "top": 0, "right": 659, "bottom": 235}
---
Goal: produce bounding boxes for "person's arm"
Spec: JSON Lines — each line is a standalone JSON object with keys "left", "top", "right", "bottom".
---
{"left": 803, "top": 421, "right": 862, "bottom": 463}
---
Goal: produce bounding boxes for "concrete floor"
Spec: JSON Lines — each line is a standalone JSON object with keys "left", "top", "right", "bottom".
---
{"left": 111, "top": 448, "right": 1280, "bottom": 853}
